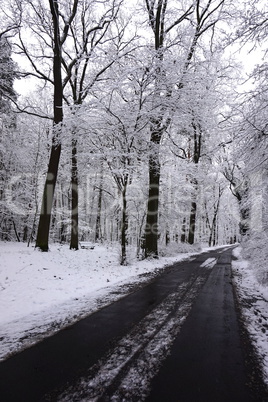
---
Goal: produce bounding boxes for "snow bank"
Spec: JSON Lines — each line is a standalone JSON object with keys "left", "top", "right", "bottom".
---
{"left": 232, "top": 246, "right": 268, "bottom": 386}
{"left": 0, "top": 241, "right": 197, "bottom": 361}
{"left": 241, "top": 234, "right": 268, "bottom": 285}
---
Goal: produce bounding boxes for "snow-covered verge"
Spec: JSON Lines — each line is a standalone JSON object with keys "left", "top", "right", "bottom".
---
{"left": 0, "top": 241, "right": 202, "bottom": 362}
{"left": 232, "top": 246, "right": 268, "bottom": 386}
{"left": 241, "top": 234, "right": 268, "bottom": 286}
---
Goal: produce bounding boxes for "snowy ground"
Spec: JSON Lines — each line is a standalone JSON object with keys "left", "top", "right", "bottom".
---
{"left": 0, "top": 241, "right": 201, "bottom": 362}
{"left": 1, "top": 242, "right": 267, "bottom": 390}
{"left": 232, "top": 246, "right": 268, "bottom": 387}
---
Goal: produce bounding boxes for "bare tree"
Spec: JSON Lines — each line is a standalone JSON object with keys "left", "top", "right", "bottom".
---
{"left": 85, "top": 51, "right": 151, "bottom": 264}
{"left": 60, "top": 0, "right": 127, "bottom": 250}
{"left": 144, "top": 0, "right": 227, "bottom": 257}
{"left": 36, "top": 0, "right": 78, "bottom": 251}
{"left": 12, "top": 0, "right": 126, "bottom": 250}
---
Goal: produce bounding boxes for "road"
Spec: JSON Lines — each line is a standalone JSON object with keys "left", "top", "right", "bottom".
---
{"left": 0, "top": 246, "right": 267, "bottom": 401}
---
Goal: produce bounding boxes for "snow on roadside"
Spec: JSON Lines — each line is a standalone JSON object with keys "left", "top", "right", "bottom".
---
{"left": 0, "top": 242, "right": 199, "bottom": 362}
{"left": 232, "top": 246, "right": 268, "bottom": 386}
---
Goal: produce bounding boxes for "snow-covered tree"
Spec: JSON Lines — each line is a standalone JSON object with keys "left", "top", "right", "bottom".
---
{"left": 142, "top": 0, "right": 233, "bottom": 257}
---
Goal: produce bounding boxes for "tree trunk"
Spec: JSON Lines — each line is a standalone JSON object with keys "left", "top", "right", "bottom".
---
{"left": 145, "top": 145, "right": 160, "bottom": 258}
{"left": 213, "top": 218, "right": 217, "bottom": 246}
{"left": 35, "top": 144, "right": 62, "bottom": 250}
{"left": 12, "top": 219, "right": 20, "bottom": 242}
{"left": 95, "top": 187, "right": 103, "bottom": 242}
{"left": 23, "top": 224, "right": 28, "bottom": 242}
{"left": 121, "top": 183, "right": 128, "bottom": 265}
{"left": 95, "top": 168, "right": 103, "bottom": 243}
{"left": 144, "top": 1, "right": 166, "bottom": 259}
{"left": 187, "top": 120, "right": 202, "bottom": 245}
{"left": 36, "top": 0, "right": 63, "bottom": 251}
{"left": 165, "top": 229, "right": 170, "bottom": 246}
{"left": 70, "top": 136, "right": 79, "bottom": 249}
{"left": 188, "top": 200, "right": 197, "bottom": 245}
{"left": 60, "top": 222, "right": 67, "bottom": 243}
{"left": 181, "top": 217, "right": 187, "bottom": 243}
{"left": 239, "top": 206, "right": 250, "bottom": 236}
{"left": 208, "top": 188, "right": 221, "bottom": 247}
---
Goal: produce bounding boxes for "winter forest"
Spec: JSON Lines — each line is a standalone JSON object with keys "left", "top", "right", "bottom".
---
{"left": 0, "top": 0, "right": 267, "bottom": 277}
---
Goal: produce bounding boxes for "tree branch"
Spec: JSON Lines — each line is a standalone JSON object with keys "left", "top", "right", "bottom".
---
{"left": 8, "top": 95, "right": 52, "bottom": 120}
{"left": 165, "top": 5, "right": 194, "bottom": 34}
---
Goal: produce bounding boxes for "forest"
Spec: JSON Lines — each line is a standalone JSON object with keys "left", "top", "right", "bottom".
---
{"left": 0, "top": 0, "right": 267, "bottom": 278}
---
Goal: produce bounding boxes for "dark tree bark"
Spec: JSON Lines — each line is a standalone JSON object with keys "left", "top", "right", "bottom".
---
{"left": 35, "top": 0, "right": 78, "bottom": 251}
{"left": 107, "top": 155, "right": 129, "bottom": 264}
{"left": 23, "top": 224, "right": 28, "bottom": 242}
{"left": 239, "top": 205, "right": 250, "bottom": 236}
{"left": 188, "top": 199, "right": 197, "bottom": 245}
{"left": 95, "top": 167, "right": 104, "bottom": 243}
{"left": 187, "top": 118, "right": 203, "bottom": 244}
{"left": 145, "top": 145, "right": 161, "bottom": 257}
{"left": 234, "top": 186, "right": 250, "bottom": 236}
{"left": 208, "top": 186, "right": 223, "bottom": 247}
{"left": 35, "top": 0, "right": 63, "bottom": 251}
{"left": 12, "top": 219, "right": 20, "bottom": 242}
{"left": 181, "top": 217, "right": 187, "bottom": 243}
{"left": 144, "top": 0, "right": 169, "bottom": 258}
{"left": 121, "top": 183, "right": 128, "bottom": 265}
{"left": 165, "top": 228, "right": 170, "bottom": 246}
{"left": 70, "top": 136, "right": 78, "bottom": 249}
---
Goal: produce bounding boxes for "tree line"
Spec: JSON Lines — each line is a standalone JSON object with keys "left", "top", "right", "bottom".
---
{"left": 0, "top": 0, "right": 267, "bottom": 266}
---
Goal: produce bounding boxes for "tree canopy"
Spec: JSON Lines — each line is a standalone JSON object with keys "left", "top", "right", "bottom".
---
{"left": 0, "top": 0, "right": 267, "bottom": 272}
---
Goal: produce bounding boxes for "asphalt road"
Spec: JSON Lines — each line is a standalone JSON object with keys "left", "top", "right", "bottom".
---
{"left": 145, "top": 248, "right": 264, "bottom": 402}
{"left": 0, "top": 246, "right": 267, "bottom": 401}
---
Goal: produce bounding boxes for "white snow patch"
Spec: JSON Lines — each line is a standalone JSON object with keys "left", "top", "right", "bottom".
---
{"left": 0, "top": 241, "right": 203, "bottom": 361}
{"left": 232, "top": 246, "right": 268, "bottom": 386}
{"left": 200, "top": 257, "right": 218, "bottom": 268}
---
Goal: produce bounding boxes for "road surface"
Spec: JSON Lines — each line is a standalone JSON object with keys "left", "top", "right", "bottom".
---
{"left": 0, "top": 246, "right": 267, "bottom": 401}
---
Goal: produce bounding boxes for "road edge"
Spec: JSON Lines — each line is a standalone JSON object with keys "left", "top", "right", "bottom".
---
{"left": 231, "top": 255, "right": 268, "bottom": 401}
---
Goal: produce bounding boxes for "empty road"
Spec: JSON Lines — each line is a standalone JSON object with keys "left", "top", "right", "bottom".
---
{"left": 0, "top": 246, "right": 267, "bottom": 401}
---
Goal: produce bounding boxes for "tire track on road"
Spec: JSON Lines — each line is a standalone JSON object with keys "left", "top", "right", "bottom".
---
{"left": 58, "top": 259, "right": 218, "bottom": 402}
